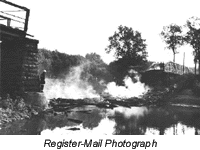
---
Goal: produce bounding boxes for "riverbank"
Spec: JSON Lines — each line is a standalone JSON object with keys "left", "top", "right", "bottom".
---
{"left": 169, "top": 89, "right": 200, "bottom": 106}
{"left": 0, "top": 85, "right": 199, "bottom": 129}
{"left": 0, "top": 87, "right": 170, "bottom": 128}
{"left": 0, "top": 95, "right": 38, "bottom": 128}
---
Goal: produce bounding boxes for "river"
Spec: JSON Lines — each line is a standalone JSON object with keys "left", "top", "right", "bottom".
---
{"left": 0, "top": 104, "right": 200, "bottom": 135}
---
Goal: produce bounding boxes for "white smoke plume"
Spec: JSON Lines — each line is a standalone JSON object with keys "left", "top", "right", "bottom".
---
{"left": 104, "top": 71, "right": 149, "bottom": 98}
{"left": 44, "top": 63, "right": 149, "bottom": 100}
{"left": 44, "top": 62, "right": 100, "bottom": 100}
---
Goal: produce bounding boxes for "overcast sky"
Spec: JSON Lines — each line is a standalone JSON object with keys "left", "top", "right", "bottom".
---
{"left": 2, "top": 0, "right": 200, "bottom": 67}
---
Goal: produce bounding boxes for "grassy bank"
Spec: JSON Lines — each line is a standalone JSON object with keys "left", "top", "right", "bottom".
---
{"left": 164, "top": 73, "right": 200, "bottom": 106}
{"left": 0, "top": 95, "right": 37, "bottom": 127}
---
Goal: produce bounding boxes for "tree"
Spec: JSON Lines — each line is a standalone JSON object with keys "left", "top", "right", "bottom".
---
{"left": 85, "top": 52, "right": 112, "bottom": 82}
{"left": 82, "top": 53, "right": 113, "bottom": 93}
{"left": 85, "top": 53, "right": 105, "bottom": 65}
{"left": 160, "top": 24, "right": 183, "bottom": 63}
{"left": 193, "top": 51, "right": 198, "bottom": 75}
{"left": 105, "top": 25, "right": 148, "bottom": 85}
{"left": 38, "top": 49, "right": 85, "bottom": 78}
{"left": 184, "top": 17, "right": 200, "bottom": 75}
{"left": 105, "top": 25, "right": 147, "bottom": 64}
{"left": 108, "top": 59, "right": 130, "bottom": 85}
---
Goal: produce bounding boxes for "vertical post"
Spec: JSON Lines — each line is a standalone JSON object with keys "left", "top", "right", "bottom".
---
{"left": 24, "top": 9, "right": 30, "bottom": 32}
{"left": 199, "top": 55, "right": 200, "bottom": 76}
{"left": 7, "top": 18, "right": 11, "bottom": 27}
{"left": 183, "top": 52, "right": 185, "bottom": 74}
{"left": 0, "top": 40, "right": 1, "bottom": 96}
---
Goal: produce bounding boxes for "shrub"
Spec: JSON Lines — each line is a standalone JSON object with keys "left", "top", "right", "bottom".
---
{"left": 192, "top": 79, "right": 200, "bottom": 96}
{"left": 172, "top": 73, "right": 195, "bottom": 92}
{"left": 0, "top": 95, "right": 27, "bottom": 111}
{"left": 1, "top": 94, "right": 13, "bottom": 109}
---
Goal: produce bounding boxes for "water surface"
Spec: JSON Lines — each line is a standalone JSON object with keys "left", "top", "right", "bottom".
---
{"left": 1, "top": 104, "right": 200, "bottom": 135}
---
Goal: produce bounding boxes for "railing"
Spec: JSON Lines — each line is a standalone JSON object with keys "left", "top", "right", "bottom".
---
{"left": 0, "top": 0, "right": 30, "bottom": 32}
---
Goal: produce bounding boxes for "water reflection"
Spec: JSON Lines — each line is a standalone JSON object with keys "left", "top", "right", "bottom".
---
{"left": 107, "top": 107, "right": 148, "bottom": 135}
{"left": 1, "top": 104, "right": 200, "bottom": 135}
{"left": 108, "top": 106, "right": 148, "bottom": 119}
{"left": 67, "top": 106, "right": 106, "bottom": 129}
{"left": 41, "top": 117, "right": 116, "bottom": 135}
{"left": 145, "top": 123, "right": 199, "bottom": 135}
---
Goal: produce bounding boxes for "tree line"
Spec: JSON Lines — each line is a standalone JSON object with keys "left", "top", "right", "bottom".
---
{"left": 38, "top": 16, "right": 200, "bottom": 87}
{"left": 38, "top": 49, "right": 113, "bottom": 93}
{"left": 160, "top": 16, "right": 200, "bottom": 75}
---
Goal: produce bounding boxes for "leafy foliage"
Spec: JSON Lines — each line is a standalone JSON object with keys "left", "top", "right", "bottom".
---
{"left": 160, "top": 24, "right": 183, "bottom": 62}
{"left": 85, "top": 53, "right": 112, "bottom": 83}
{"left": 184, "top": 17, "right": 200, "bottom": 74}
{"left": 82, "top": 53, "right": 113, "bottom": 93}
{"left": 38, "top": 49, "right": 113, "bottom": 93}
{"left": 172, "top": 73, "right": 195, "bottom": 92}
{"left": 38, "top": 49, "right": 85, "bottom": 78}
{"left": 108, "top": 59, "right": 129, "bottom": 85}
{"left": 105, "top": 25, "right": 148, "bottom": 85}
{"left": 105, "top": 25, "right": 148, "bottom": 63}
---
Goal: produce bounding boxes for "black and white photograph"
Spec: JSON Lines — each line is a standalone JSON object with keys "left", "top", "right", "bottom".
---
{"left": 1, "top": 0, "right": 200, "bottom": 142}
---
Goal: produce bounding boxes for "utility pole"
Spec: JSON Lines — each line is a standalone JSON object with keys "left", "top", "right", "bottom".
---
{"left": 183, "top": 52, "right": 185, "bottom": 74}
{"left": 0, "top": 40, "right": 1, "bottom": 95}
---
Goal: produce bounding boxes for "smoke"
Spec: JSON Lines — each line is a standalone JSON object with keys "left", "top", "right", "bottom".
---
{"left": 44, "top": 62, "right": 149, "bottom": 100}
{"left": 104, "top": 71, "right": 149, "bottom": 98}
{"left": 44, "top": 62, "right": 100, "bottom": 100}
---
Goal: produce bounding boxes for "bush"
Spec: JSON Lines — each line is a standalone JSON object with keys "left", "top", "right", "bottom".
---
{"left": 192, "top": 79, "right": 200, "bottom": 96}
{"left": 172, "top": 73, "right": 196, "bottom": 92}
{"left": 0, "top": 95, "right": 27, "bottom": 111}
{"left": 1, "top": 94, "right": 13, "bottom": 109}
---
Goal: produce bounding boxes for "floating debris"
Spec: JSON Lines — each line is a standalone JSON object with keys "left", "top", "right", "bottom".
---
{"left": 67, "top": 127, "right": 80, "bottom": 131}
{"left": 75, "top": 110, "right": 92, "bottom": 114}
{"left": 67, "top": 118, "right": 83, "bottom": 124}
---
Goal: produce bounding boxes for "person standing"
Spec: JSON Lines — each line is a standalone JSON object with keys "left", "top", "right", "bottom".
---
{"left": 40, "top": 70, "right": 46, "bottom": 92}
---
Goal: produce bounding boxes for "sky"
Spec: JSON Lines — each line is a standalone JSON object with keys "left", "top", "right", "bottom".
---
{"left": 1, "top": 0, "right": 200, "bottom": 67}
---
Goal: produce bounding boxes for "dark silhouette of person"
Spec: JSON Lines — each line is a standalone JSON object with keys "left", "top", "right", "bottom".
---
{"left": 40, "top": 70, "right": 46, "bottom": 92}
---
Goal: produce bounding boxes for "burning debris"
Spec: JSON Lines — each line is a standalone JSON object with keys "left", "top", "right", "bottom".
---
{"left": 44, "top": 63, "right": 100, "bottom": 100}
{"left": 42, "top": 62, "right": 172, "bottom": 115}
{"left": 47, "top": 88, "right": 171, "bottom": 113}
{"left": 44, "top": 61, "right": 150, "bottom": 102}
{"left": 105, "top": 76, "right": 149, "bottom": 99}
{"left": 67, "top": 118, "right": 83, "bottom": 124}
{"left": 67, "top": 127, "right": 80, "bottom": 131}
